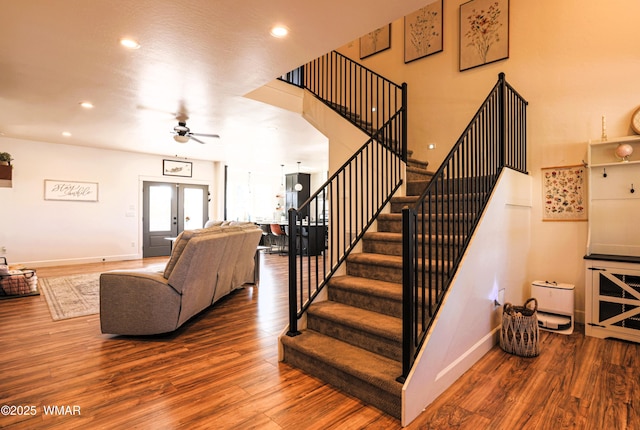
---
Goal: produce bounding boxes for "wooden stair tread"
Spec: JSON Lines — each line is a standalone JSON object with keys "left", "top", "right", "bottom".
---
{"left": 406, "top": 165, "right": 433, "bottom": 175}
{"left": 281, "top": 330, "right": 402, "bottom": 396}
{"left": 364, "top": 231, "right": 466, "bottom": 242}
{"left": 309, "top": 301, "right": 402, "bottom": 342}
{"left": 407, "top": 157, "right": 429, "bottom": 169}
{"left": 364, "top": 231, "right": 402, "bottom": 241}
{"left": 391, "top": 196, "right": 420, "bottom": 204}
{"left": 378, "top": 212, "right": 475, "bottom": 220}
{"left": 329, "top": 275, "right": 402, "bottom": 300}
{"left": 392, "top": 193, "right": 484, "bottom": 203}
{"left": 347, "top": 252, "right": 403, "bottom": 267}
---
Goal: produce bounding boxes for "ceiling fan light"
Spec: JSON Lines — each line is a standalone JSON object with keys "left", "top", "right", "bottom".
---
{"left": 173, "top": 134, "right": 190, "bottom": 143}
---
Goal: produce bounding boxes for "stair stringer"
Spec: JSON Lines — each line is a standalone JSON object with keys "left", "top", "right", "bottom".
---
{"left": 301, "top": 89, "right": 374, "bottom": 175}
{"left": 244, "top": 78, "right": 305, "bottom": 113}
{"left": 401, "top": 168, "right": 533, "bottom": 426}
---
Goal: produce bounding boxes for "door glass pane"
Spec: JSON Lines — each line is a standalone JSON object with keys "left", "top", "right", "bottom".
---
{"left": 183, "top": 187, "right": 204, "bottom": 230}
{"left": 149, "top": 185, "right": 173, "bottom": 232}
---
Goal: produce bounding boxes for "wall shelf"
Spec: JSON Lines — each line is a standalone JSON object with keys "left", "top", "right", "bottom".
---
{"left": 586, "top": 135, "right": 640, "bottom": 257}
{"left": 588, "top": 135, "right": 640, "bottom": 167}
{"left": 590, "top": 160, "right": 640, "bottom": 168}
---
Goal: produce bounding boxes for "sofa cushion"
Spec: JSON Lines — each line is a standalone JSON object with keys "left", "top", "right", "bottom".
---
{"left": 231, "top": 225, "right": 262, "bottom": 288}
{"left": 168, "top": 233, "right": 230, "bottom": 324}
{"left": 162, "top": 226, "right": 223, "bottom": 279}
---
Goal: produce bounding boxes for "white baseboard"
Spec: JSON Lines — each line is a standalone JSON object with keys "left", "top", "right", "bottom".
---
{"left": 17, "top": 254, "right": 141, "bottom": 268}
{"left": 435, "top": 327, "right": 500, "bottom": 382}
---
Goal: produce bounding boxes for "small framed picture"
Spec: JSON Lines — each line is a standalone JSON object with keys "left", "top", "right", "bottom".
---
{"left": 163, "top": 160, "right": 192, "bottom": 177}
{"left": 360, "top": 24, "right": 391, "bottom": 59}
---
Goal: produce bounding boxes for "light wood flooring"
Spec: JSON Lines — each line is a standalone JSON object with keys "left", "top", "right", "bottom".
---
{"left": 1, "top": 254, "right": 638, "bottom": 429}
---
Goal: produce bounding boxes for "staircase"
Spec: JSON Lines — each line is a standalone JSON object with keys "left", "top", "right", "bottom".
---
{"left": 279, "top": 53, "right": 527, "bottom": 422}
{"left": 280, "top": 153, "right": 432, "bottom": 419}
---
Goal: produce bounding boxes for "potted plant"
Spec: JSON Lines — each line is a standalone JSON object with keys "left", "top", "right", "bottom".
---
{"left": 0, "top": 152, "right": 12, "bottom": 166}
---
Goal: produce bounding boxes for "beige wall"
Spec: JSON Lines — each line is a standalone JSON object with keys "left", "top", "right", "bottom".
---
{"left": 338, "top": 0, "right": 640, "bottom": 321}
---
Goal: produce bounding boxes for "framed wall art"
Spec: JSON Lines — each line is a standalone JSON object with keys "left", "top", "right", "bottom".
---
{"left": 404, "top": 0, "right": 443, "bottom": 63}
{"left": 163, "top": 159, "right": 192, "bottom": 177}
{"left": 541, "top": 165, "right": 587, "bottom": 222}
{"left": 44, "top": 180, "right": 99, "bottom": 202}
{"left": 459, "top": 0, "right": 509, "bottom": 71}
{"left": 359, "top": 24, "right": 391, "bottom": 59}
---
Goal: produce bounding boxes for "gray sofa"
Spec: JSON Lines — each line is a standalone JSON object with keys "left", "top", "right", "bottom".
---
{"left": 100, "top": 222, "right": 262, "bottom": 335}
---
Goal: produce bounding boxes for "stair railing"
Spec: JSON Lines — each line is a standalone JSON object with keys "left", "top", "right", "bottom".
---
{"left": 283, "top": 51, "right": 407, "bottom": 336}
{"left": 399, "top": 73, "right": 528, "bottom": 380}
{"left": 281, "top": 50, "right": 406, "bottom": 156}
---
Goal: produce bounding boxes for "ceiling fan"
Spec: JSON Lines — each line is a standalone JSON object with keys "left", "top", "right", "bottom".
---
{"left": 171, "top": 119, "right": 220, "bottom": 144}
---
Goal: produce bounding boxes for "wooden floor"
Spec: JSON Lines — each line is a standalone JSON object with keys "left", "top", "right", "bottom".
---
{"left": 1, "top": 254, "right": 639, "bottom": 429}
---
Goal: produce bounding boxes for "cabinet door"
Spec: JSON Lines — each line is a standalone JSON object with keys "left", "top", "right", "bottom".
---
{"left": 591, "top": 267, "right": 640, "bottom": 338}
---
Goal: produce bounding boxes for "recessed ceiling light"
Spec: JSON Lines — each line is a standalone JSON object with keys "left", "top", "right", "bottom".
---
{"left": 62, "top": 131, "right": 72, "bottom": 137}
{"left": 270, "top": 25, "right": 289, "bottom": 38}
{"left": 80, "top": 101, "right": 94, "bottom": 109}
{"left": 120, "top": 38, "right": 141, "bottom": 49}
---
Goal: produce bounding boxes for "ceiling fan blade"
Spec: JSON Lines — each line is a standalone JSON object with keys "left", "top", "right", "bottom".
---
{"left": 190, "top": 132, "right": 220, "bottom": 138}
{"left": 189, "top": 136, "right": 208, "bottom": 144}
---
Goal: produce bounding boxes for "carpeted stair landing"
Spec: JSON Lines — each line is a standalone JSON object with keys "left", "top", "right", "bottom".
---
{"left": 281, "top": 155, "right": 434, "bottom": 419}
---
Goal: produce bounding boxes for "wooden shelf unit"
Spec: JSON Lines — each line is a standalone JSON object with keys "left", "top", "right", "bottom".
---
{"left": 585, "top": 136, "right": 640, "bottom": 344}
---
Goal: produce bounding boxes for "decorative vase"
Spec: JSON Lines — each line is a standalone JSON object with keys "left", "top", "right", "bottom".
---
{"left": 615, "top": 143, "right": 634, "bottom": 162}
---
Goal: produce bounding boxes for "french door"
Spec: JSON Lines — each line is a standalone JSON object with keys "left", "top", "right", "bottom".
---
{"left": 142, "top": 181, "right": 209, "bottom": 257}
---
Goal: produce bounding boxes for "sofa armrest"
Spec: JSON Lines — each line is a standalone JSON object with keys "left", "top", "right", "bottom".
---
{"left": 100, "top": 271, "right": 182, "bottom": 335}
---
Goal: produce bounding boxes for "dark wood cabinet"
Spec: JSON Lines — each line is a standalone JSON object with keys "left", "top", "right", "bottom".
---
{"left": 285, "top": 173, "right": 310, "bottom": 219}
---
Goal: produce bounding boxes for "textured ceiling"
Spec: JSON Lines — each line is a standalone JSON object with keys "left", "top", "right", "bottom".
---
{"left": 0, "top": 0, "right": 431, "bottom": 174}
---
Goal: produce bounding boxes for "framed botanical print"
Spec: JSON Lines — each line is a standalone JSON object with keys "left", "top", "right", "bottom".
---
{"left": 541, "top": 165, "right": 587, "bottom": 222}
{"left": 404, "top": 0, "right": 443, "bottom": 63}
{"left": 459, "top": 0, "right": 509, "bottom": 71}
{"left": 360, "top": 24, "right": 391, "bottom": 59}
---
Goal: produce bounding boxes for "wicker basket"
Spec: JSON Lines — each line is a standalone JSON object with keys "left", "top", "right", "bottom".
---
{"left": 500, "top": 298, "right": 539, "bottom": 357}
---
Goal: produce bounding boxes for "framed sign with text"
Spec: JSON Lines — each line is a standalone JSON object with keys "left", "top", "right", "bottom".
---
{"left": 44, "top": 180, "right": 99, "bottom": 202}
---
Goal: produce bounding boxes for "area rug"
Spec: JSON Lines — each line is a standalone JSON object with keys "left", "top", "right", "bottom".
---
{"left": 39, "top": 273, "right": 101, "bottom": 321}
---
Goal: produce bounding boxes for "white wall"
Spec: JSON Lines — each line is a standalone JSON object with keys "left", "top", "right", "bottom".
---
{"left": 0, "top": 137, "right": 218, "bottom": 266}
{"left": 339, "top": 0, "right": 640, "bottom": 322}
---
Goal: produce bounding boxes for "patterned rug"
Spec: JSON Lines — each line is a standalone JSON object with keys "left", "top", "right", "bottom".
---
{"left": 39, "top": 273, "right": 101, "bottom": 321}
